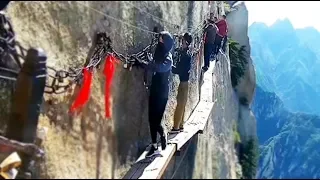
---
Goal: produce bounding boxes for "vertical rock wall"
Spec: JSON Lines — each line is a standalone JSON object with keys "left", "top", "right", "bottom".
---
{"left": 226, "top": 2, "right": 257, "bottom": 143}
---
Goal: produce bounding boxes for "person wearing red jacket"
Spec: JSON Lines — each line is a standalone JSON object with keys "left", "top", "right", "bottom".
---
{"left": 213, "top": 15, "right": 228, "bottom": 60}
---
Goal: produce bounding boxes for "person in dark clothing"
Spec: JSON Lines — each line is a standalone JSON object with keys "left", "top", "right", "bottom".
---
{"left": 143, "top": 31, "right": 174, "bottom": 158}
{"left": 170, "top": 32, "right": 192, "bottom": 134}
{"left": 202, "top": 13, "right": 218, "bottom": 72}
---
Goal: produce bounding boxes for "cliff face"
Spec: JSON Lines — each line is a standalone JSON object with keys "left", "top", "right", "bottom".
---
{"left": 226, "top": 2, "right": 257, "bottom": 144}
{"left": 0, "top": 1, "right": 256, "bottom": 179}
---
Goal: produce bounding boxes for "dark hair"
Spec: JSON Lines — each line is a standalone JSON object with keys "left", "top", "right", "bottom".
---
{"left": 222, "top": 15, "right": 226, "bottom": 19}
{"left": 183, "top": 32, "right": 193, "bottom": 45}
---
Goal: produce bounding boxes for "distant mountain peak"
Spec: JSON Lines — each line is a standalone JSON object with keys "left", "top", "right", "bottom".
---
{"left": 271, "top": 18, "right": 294, "bottom": 31}
{"left": 249, "top": 22, "right": 268, "bottom": 29}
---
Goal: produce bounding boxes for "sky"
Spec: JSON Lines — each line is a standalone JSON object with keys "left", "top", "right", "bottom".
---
{"left": 245, "top": 1, "right": 320, "bottom": 31}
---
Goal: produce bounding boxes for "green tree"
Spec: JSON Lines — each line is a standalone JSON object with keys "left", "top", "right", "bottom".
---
{"left": 228, "top": 39, "right": 248, "bottom": 88}
{"left": 233, "top": 122, "right": 241, "bottom": 144}
{"left": 239, "top": 138, "right": 259, "bottom": 179}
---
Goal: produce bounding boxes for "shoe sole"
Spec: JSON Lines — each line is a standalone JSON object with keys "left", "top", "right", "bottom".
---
{"left": 146, "top": 152, "right": 160, "bottom": 158}
{"left": 145, "top": 150, "right": 160, "bottom": 158}
{"left": 168, "top": 131, "right": 180, "bottom": 134}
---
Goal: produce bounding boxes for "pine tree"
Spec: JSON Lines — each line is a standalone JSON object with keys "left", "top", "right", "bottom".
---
{"left": 228, "top": 39, "right": 248, "bottom": 88}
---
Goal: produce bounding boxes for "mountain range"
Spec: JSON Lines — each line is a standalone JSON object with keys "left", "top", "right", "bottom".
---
{"left": 250, "top": 19, "right": 320, "bottom": 178}
{"left": 252, "top": 86, "right": 320, "bottom": 178}
{"left": 249, "top": 19, "right": 320, "bottom": 115}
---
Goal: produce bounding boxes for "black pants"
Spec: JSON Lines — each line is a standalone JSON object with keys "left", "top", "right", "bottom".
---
{"left": 148, "top": 95, "right": 168, "bottom": 144}
{"left": 213, "top": 35, "right": 223, "bottom": 56}
{"left": 204, "top": 43, "right": 214, "bottom": 68}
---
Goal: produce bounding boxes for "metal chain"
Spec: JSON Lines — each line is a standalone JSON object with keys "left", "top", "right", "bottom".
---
{"left": 0, "top": 7, "right": 206, "bottom": 94}
{"left": 0, "top": 11, "right": 159, "bottom": 94}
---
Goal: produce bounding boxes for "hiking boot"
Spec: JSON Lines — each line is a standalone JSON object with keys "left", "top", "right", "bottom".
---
{"left": 169, "top": 128, "right": 180, "bottom": 134}
{"left": 160, "top": 133, "right": 168, "bottom": 150}
{"left": 146, "top": 145, "right": 160, "bottom": 158}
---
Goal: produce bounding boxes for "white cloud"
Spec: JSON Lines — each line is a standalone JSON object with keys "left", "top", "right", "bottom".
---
{"left": 245, "top": 1, "right": 320, "bottom": 30}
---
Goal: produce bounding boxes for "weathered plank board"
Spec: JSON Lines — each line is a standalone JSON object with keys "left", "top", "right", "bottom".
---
{"left": 168, "top": 101, "right": 214, "bottom": 150}
{"left": 123, "top": 144, "right": 176, "bottom": 179}
{"left": 198, "top": 99, "right": 217, "bottom": 132}
{"left": 200, "top": 60, "right": 215, "bottom": 102}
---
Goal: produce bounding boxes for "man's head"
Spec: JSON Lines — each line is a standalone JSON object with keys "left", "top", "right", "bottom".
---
{"left": 158, "top": 31, "right": 174, "bottom": 53}
{"left": 182, "top": 32, "right": 192, "bottom": 49}
{"left": 222, "top": 15, "right": 226, "bottom": 20}
{"left": 154, "top": 31, "right": 174, "bottom": 61}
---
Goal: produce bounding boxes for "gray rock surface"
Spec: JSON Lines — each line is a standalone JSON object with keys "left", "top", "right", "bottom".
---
{"left": 226, "top": 2, "right": 257, "bottom": 143}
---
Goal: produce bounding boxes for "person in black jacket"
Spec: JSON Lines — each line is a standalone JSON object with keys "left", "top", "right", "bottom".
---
{"left": 202, "top": 13, "right": 218, "bottom": 72}
{"left": 143, "top": 31, "right": 174, "bottom": 158}
{"left": 170, "top": 33, "right": 192, "bottom": 133}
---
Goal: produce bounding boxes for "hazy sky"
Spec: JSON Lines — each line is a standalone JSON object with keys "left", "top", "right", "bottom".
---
{"left": 245, "top": 1, "right": 320, "bottom": 31}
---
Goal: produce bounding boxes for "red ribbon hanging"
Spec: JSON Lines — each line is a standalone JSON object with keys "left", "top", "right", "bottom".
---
{"left": 103, "top": 54, "right": 118, "bottom": 119}
{"left": 70, "top": 68, "right": 93, "bottom": 113}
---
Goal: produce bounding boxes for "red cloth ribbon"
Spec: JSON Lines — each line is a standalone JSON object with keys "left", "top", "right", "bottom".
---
{"left": 70, "top": 68, "right": 93, "bottom": 113}
{"left": 103, "top": 54, "right": 117, "bottom": 119}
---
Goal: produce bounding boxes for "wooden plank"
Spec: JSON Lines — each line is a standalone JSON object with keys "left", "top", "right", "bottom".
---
{"left": 123, "top": 144, "right": 176, "bottom": 179}
{"left": 168, "top": 101, "right": 214, "bottom": 150}
{"left": 200, "top": 62, "right": 215, "bottom": 102}
{"left": 6, "top": 48, "right": 47, "bottom": 143}
{"left": 197, "top": 101, "right": 215, "bottom": 133}
{"left": 5, "top": 48, "right": 47, "bottom": 179}
{"left": 168, "top": 125, "right": 199, "bottom": 151}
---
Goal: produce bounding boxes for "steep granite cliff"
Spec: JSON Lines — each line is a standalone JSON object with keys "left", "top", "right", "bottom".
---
{"left": 0, "top": 1, "right": 257, "bottom": 179}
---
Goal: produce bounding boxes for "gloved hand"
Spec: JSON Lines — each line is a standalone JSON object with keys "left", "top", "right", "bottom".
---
{"left": 146, "top": 52, "right": 153, "bottom": 62}
{"left": 172, "top": 65, "right": 178, "bottom": 74}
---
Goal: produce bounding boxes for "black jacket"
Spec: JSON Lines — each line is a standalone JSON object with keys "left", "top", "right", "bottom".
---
{"left": 204, "top": 20, "right": 218, "bottom": 44}
{"left": 172, "top": 48, "right": 192, "bottom": 82}
{"left": 145, "top": 31, "right": 174, "bottom": 99}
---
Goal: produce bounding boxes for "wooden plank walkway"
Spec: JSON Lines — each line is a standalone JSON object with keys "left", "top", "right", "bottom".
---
{"left": 123, "top": 144, "right": 176, "bottom": 179}
{"left": 168, "top": 100, "right": 214, "bottom": 150}
{"left": 123, "top": 62, "right": 217, "bottom": 179}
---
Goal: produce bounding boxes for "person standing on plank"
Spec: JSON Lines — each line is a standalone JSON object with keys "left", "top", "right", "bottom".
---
{"left": 170, "top": 33, "right": 192, "bottom": 134}
{"left": 202, "top": 13, "right": 218, "bottom": 72}
{"left": 142, "top": 31, "right": 174, "bottom": 158}
{"left": 212, "top": 14, "right": 228, "bottom": 61}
